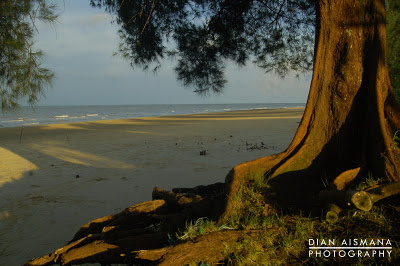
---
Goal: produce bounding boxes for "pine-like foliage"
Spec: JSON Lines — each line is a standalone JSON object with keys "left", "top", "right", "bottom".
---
{"left": 91, "top": 0, "right": 315, "bottom": 94}
{"left": 0, "top": 0, "right": 57, "bottom": 110}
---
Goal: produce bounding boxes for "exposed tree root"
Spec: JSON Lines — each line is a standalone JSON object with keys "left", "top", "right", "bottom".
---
{"left": 26, "top": 216, "right": 261, "bottom": 266}
{"left": 25, "top": 184, "right": 230, "bottom": 265}
{"left": 133, "top": 230, "right": 263, "bottom": 265}
{"left": 219, "top": 153, "right": 286, "bottom": 223}
{"left": 332, "top": 167, "right": 363, "bottom": 190}
{"left": 24, "top": 156, "right": 400, "bottom": 265}
{"left": 25, "top": 176, "right": 400, "bottom": 265}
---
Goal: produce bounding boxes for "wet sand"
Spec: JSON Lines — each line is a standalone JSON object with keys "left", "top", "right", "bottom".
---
{"left": 0, "top": 107, "right": 303, "bottom": 264}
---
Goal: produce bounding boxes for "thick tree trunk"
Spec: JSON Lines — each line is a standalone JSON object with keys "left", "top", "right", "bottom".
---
{"left": 220, "top": 0, "right": 400, "bottom": 221}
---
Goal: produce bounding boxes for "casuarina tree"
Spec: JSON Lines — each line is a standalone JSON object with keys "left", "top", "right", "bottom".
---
{"left": 26, "top": 0, "right": 400, "bottom": 265}
{"left": 0, "top": 0, "right": 57, "bottom": 110}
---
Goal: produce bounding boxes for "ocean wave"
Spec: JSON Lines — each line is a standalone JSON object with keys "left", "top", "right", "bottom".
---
{"left": 55, "top": 115, "right": 69, "bottom": 118}
{"left": 1, "top": 119, "right": 24, "bottom": 123}
{"left": 0, "top": 104, "right": 306, "bottom": 128}
{"left": 1, "top": 118, "right": 38, "bottom": 122}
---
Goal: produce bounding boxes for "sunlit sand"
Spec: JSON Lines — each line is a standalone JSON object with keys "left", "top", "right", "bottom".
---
{"left": 0, "top": 108, "right": 303, "bottom": 264}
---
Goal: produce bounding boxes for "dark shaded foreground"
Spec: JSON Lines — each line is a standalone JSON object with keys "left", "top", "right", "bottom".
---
{"left": 25, "top": 177, "right": 400, "bottom": 265}
{"left": 25, "top": 183, "right": 237, "bottom": 265}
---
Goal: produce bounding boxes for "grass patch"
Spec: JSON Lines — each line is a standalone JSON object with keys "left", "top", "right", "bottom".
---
{"left": 356, "top": 172, "right": 383, "bottom": 190}
{"left": 177, "top": 172, "right": 399, "bottom": 265}
{"left": 226, "top": 171, "right": 272, "bottom": 229}
{"left": 176, "top": 217, "right": 219, "bottom": 241}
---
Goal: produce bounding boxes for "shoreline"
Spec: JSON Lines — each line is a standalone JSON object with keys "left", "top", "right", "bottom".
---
{"left": 0, "top": 104, "right": 305, "bottom": 129}
{"left": 0, "top": 107, "right": 303, "bottom": 264}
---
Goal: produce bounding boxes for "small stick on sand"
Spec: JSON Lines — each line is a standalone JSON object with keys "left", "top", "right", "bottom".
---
{"left": 19, "top": 127, "right": 24, "bottom": 144}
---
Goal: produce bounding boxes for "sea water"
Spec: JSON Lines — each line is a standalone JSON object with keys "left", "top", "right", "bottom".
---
{"left": 0, "top": 103, "right": 305, "bottom": 128}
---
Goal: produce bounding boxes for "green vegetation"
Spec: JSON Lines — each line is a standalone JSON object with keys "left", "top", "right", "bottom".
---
{"left": 0, "top": 0, "right": 58, "bottom": 110}
{"left": 176, "top": 217, "right": 219, "bottom": 241}
{"left": 356, "top": 173, "right": 383, "bottom": 190}
{"left": 176, "top": 173, "right": 399, "bottom": 265}
{"left": 226, "top": 171, "right": 271, "bottom": 229}
{"left": 387, "top": 0, "right": 400, "bottom": 103}
{"left": 91, "top": 0, "right": 315, "bottom": 94}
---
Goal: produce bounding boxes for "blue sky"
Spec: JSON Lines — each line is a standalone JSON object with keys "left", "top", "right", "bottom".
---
{"left": 35, "top": 0, "right": 311, "bottom": 106}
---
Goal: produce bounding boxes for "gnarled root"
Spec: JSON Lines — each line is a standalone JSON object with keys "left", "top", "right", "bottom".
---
{"left": 218, "top": 153, "right": 285, "bottom": 224}
{"left": 25, "top": 184, "right": 227, "bottom": 266}
{"left": 25, "top": 164, "right": 400, "bottom": 264}
{"left": 133, "top": 230, "right": 263, "bottom": 265}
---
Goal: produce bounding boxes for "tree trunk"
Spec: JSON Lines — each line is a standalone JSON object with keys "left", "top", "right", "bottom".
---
{"left": 220, "top": 0, "right": 400, "bottom": 222}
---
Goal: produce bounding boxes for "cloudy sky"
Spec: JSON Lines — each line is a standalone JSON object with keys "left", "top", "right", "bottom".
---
{"left": 35, "top": 0, "right": 312, "bottom": 106}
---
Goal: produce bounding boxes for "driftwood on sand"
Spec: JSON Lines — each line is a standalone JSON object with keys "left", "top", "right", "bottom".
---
{"left": 320, "top": 181, "right": 400, "bottom": 223}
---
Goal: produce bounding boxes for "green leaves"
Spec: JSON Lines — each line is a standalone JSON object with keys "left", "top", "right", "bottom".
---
{"left": 91, "top": 0, "right": 315, "bottom": 95}
{"left": 0, "top": 0, "right": 58, "bottom": 111}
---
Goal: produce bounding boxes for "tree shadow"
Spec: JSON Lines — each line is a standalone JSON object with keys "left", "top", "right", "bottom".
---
{"left": 0, "top": 119, "right": 200, "bottom": 264}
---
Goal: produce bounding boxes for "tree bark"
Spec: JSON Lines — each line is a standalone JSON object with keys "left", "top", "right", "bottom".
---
{"left": 220, "top": 0, "right": 400, "bottom": 223}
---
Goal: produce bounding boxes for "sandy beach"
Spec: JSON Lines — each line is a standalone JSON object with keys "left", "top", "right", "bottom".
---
{"left": 0, "top": 107, "right": 303, "bottom": 265}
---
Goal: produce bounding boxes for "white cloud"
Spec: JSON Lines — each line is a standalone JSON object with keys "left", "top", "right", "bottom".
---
{"left": 36, "top": 11, "right": 118, "bottom": 60}
{"left": 35, "top": 0, "right": 311, "bottom": 106}
{"left": 80, "top": 14, "right": 111, "bottom": 27}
